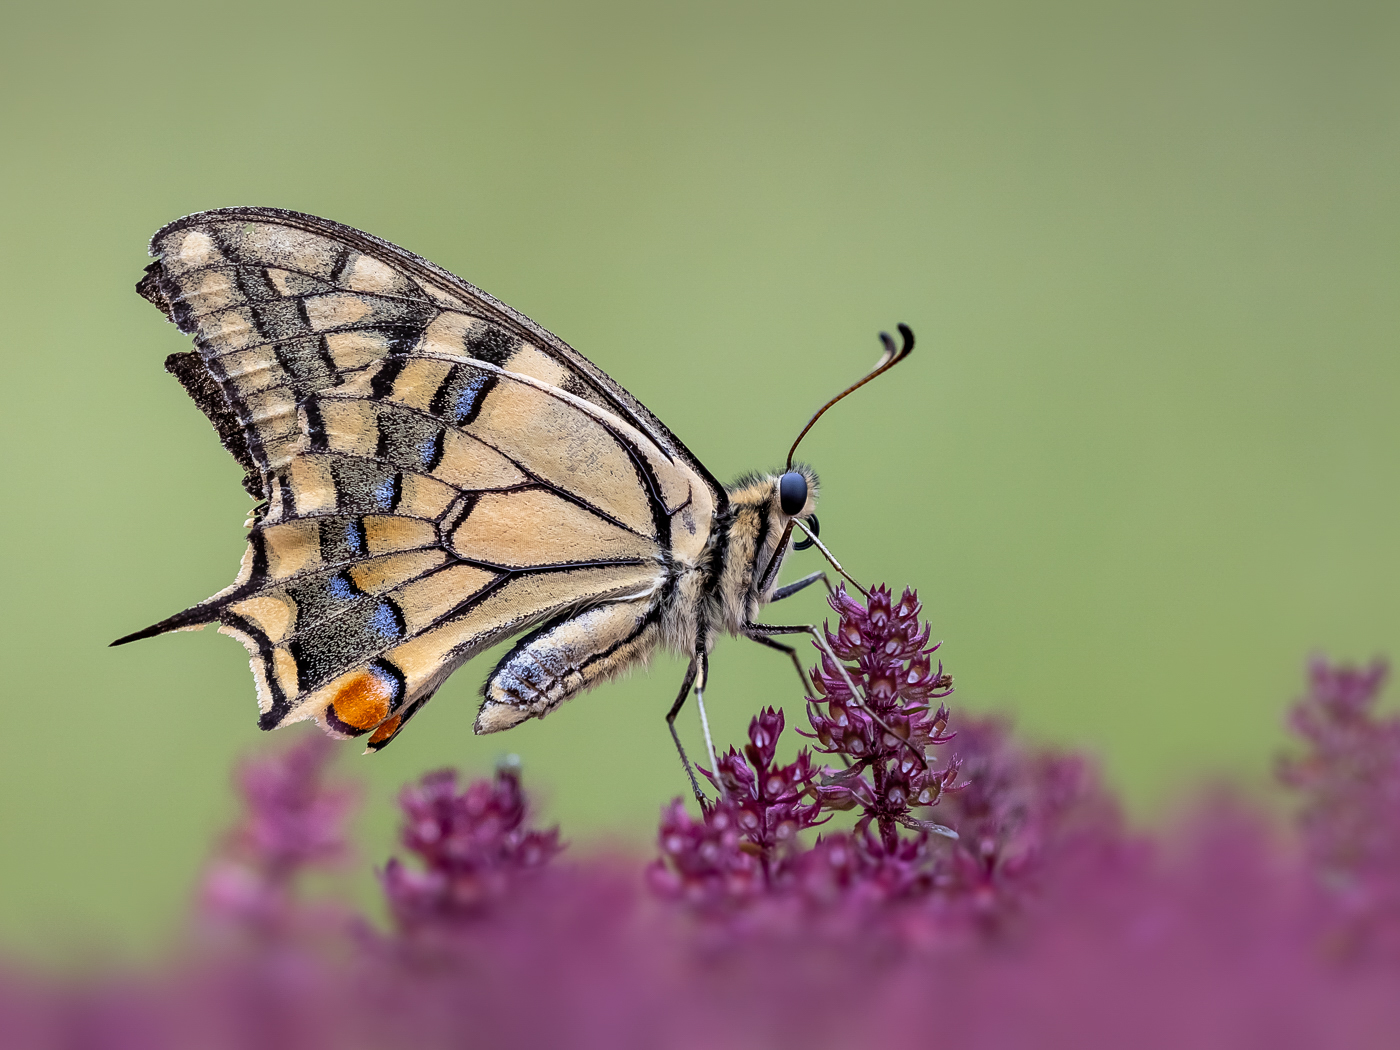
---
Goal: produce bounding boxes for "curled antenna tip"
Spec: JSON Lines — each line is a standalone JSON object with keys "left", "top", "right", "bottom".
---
{"left": 876, "top": 325, "right": 915, "bottom": 368}
{"left": 785, "top": 323, "right": 918, "bottom": 468}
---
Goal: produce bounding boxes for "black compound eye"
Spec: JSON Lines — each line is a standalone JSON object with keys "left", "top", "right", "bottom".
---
{"left": 779, "top": 471, "right": 808, "bottom": 516}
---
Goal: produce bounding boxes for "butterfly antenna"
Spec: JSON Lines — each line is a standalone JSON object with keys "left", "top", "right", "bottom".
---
{"left": 786, "top": 323, "right": 915, "bottom": 470}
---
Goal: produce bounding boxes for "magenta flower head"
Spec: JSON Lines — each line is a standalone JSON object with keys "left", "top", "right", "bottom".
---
{"left": 199, "top": 731, "right": 356, "bottom": 932}
{"left": 705, "top": 707, "right": 827, "bottom": 856}
{"left": 382, "top": 758, "right": 562, "bottom": 929}
{"left": 1278, "top": 658, "right": 1399, "bottom": 962}
{"left": 10, "top": 641, "right": 1400, "bottom": 1049}
{"left": 651, "top": 585, "right": 977, "bottom": 931}
{"left": 805, "top": 585, "right": 960, "bottom": 848}
{"left": 649, "top": 708, "right": 828, "bottom": 912}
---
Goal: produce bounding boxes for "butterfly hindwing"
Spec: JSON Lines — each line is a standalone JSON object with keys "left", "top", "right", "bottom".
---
{"left": 124, "top": 208, "right": 722, "bottom": 746}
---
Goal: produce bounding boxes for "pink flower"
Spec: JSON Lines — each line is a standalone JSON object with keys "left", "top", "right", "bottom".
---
{"left": 5, "top": 604, "right": 1400, "bottom": 1049}
{"left": 383, "top": 760, "right": 562, "bottom": 929}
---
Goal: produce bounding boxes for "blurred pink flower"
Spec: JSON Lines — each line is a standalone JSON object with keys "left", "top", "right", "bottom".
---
{"left": 2, "top": 590, "right": 1398, "bottom": 1048}
{"left": 198, "top": 731, "right": 357, "bottom": 936}
{"left": 383, "top": 761, "right": 561, "bottom": 929}
{"left": 1280, "top": 658, "right": 1399, "bottom": 962}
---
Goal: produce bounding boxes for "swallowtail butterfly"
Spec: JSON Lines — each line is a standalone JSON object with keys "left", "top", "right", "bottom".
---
{"left": 114, "top": 208, "right": 911, "bottom": 800}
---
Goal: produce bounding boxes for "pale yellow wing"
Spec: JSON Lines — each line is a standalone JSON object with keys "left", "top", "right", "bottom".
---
{"left": 117, "top": 208, "right": 720, "bottom": 749}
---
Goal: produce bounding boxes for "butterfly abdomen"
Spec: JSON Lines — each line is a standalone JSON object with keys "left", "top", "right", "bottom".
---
{"left": 477, "top": 598, "right": 664, "bottom": 732}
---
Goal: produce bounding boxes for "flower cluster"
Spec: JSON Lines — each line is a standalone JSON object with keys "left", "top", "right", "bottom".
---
{"left": 5, "top": 605, "right": 1400, "bottom": 1048}
{"left": 382, "top": 759, "right": 562, "bottom": 929}
{"left": 705, "top": 706, "right": 826, "bottom": 853}
{"left": 199, "top": 732, "right": 356, "bottom": 934}
{"left": 806, "top": 585, "right": 960, "bottom": 847}
{"left": 648, "top": 707, "right": 826, "bottom": 912}
{"left": 1278, "top": 658, "right": 1399, "bottom": 961}
{"left": 651, "top": 586, "right": 997, "bottom": 928}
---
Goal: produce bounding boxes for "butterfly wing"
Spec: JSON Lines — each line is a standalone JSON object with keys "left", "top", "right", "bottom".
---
{"left": 119, "top": 208, "right": 722, "bottom": 748}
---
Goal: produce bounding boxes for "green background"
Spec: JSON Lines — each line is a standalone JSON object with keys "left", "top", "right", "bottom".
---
{"left": 1, "top": 0, "right": 1395, "bottom": 961}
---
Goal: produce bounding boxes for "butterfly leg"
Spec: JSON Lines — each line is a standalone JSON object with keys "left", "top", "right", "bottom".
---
{"left": 691, "top": 648, "right": 726, "bottom": 803}
{"left": 751, "top": 573, "right": 830, "bottom": 695}
{"left": 769, "top": 571, "right": 833, "bottom": 602}
{"left": 665, "top": 657, "right": 709, "bottom": 807}
{"left": 744, "top": 622, "right": 814, "bottom": 640}
{"left": 747, "top": 620, "right": 860, "bottom": 767}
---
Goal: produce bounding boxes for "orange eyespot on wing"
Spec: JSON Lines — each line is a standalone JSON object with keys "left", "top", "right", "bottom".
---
{"left": 324, "top": 660, "right": 404, "bottom": 736}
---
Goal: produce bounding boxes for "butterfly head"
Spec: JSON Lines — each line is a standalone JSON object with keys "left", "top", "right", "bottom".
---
{"left": 779, "top": 469, "right": 812, "bottom": 517}
{"left": 777, "top": 465, "right": 820, "bottom": 550}
{"left": 724, "top": 465, "right": 819, "bottom": 521}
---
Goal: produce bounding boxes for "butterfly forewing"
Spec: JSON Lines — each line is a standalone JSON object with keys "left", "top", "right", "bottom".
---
{"left": 129, "top": 208, "right": 723, "bottom": 747}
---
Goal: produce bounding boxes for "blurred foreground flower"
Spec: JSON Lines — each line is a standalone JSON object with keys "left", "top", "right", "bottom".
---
{"left": 1279, "top": 659, "right": 1399, "bottom": 963}
{"left": 199, "top": 733, "right": 356, "bottom": 936}
{"left": 2, "top": 589, "right": 1398, "bottom": 1049}
{"left": 383, "top": 760, "right": 561, "bottom": 929}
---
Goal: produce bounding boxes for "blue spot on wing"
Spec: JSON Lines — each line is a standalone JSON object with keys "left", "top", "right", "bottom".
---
{"left": 453, "top": 373, "right": 491, "bottom": 424}
{"left": 372, "top": 476, "right": 396, "bottom": 510}
{"left": 328, "top": 573, "right": 357, "bottom": 601}
{"left": 345, "top": 519, "right": 366, "bottom": 557}
{"left": 369, "top": 601, "right": 403, "bottom": 639}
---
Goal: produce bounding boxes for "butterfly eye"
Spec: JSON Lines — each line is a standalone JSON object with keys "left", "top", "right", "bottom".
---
{"left": 779, "top": 471, "right": 808, "bottom": 516}
{"left": 794, "top": 513, "right": 819, "bottom": 551}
